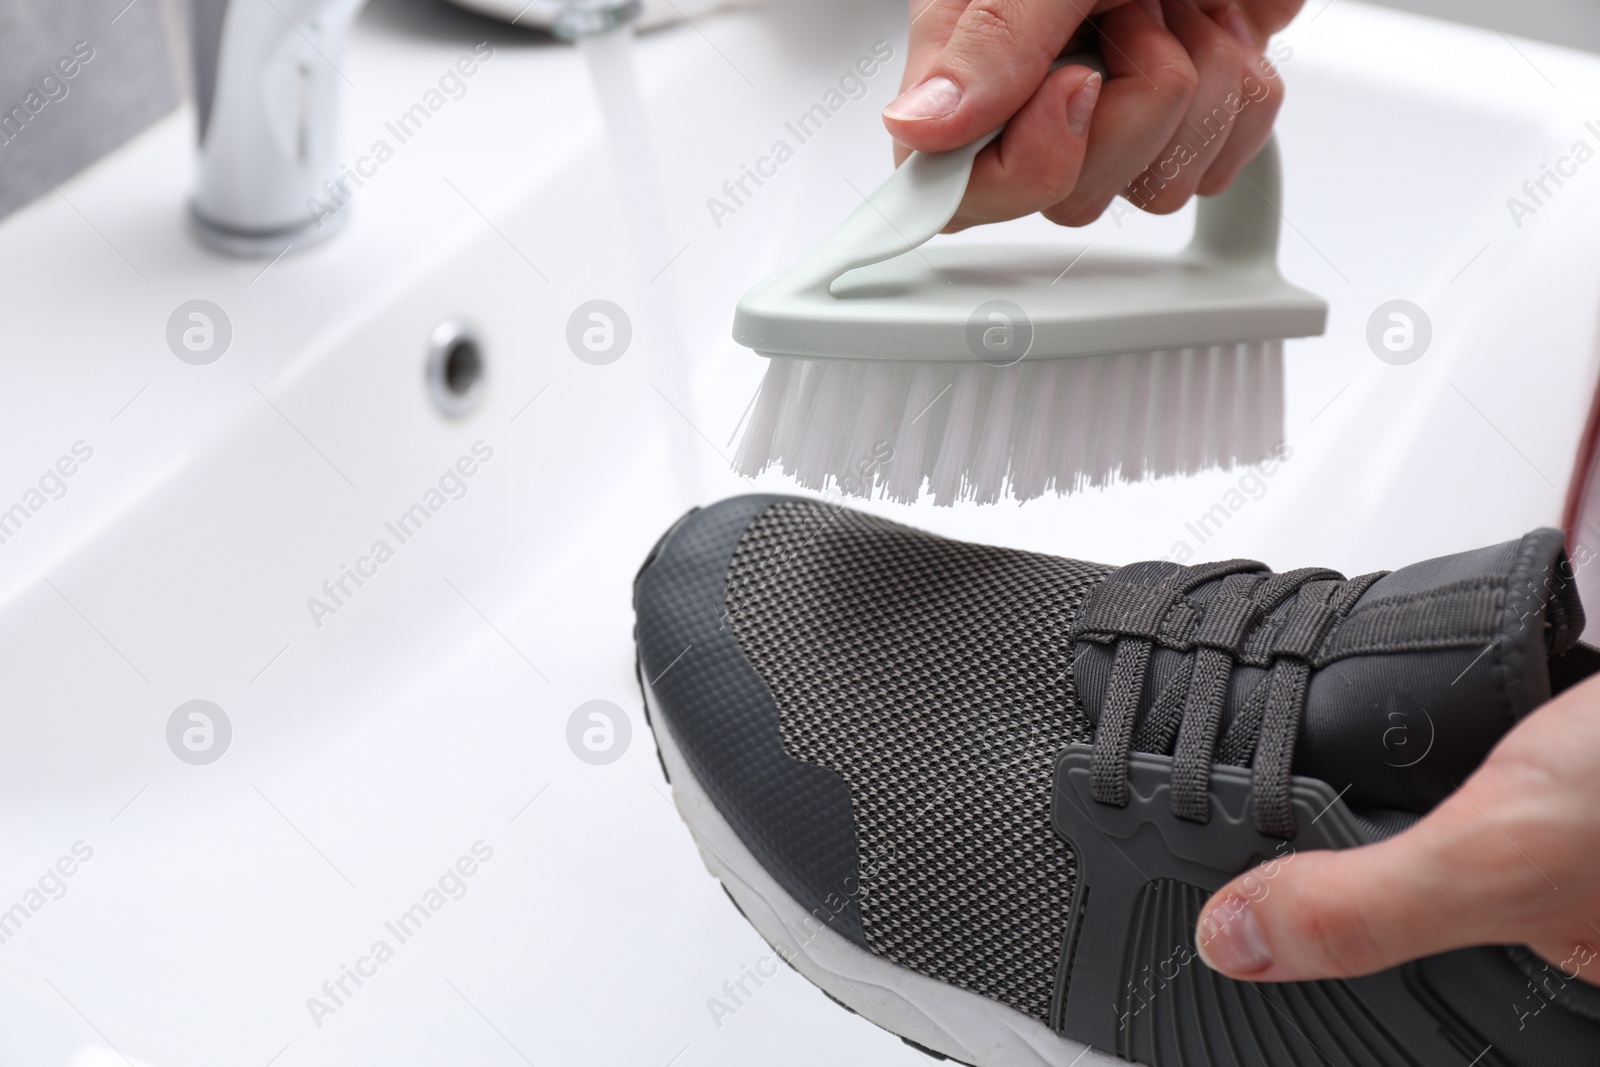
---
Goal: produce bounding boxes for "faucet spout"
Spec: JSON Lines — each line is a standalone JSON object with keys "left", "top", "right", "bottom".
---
{"left": 542, "top": 0, "right": 642, "bottom": 39}
{"left": 187, "top": 0, "right": 644, "bottom": 256}
{"left": 188, "top": 0, "right": 367, "bottom": 255}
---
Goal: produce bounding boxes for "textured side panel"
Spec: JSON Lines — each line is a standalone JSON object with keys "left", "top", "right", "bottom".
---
{"left": 726, "top": 500, "right": 1111, "bottom": 1022}
{"left": 1116, "top": 879, "right": 1426, "bottom": 1067}
{"left": 1052, "top": 746, "right": 1598, "bottom": 1066}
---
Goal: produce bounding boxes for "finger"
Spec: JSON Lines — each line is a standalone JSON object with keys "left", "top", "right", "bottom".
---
{"left": 1197, "top": 19, "right": 1285, "bottom": 195}
{"left": 1194, "top": 678, "right": 1600, "bottom": 983}
{"left": 883, "top": 0, "right": 1104, "bottom": 153}
{"left": 1199, "top": 0, "right": 1303, "bottom": 39}
{"left": 893, "top": 0, "right": 1020, "bottom": 169}
{"left": 1123, "top": 0, "right": 1256, "bottom": 214}
{"left": 899, "top": 0, "right": 1116, "bottom": 94}
{"left": 899, "top": 0, "right": 969, "bottom": 94}
{"left": 1194, "top": 811, "right": 1498, "bottom": 982}
{"left": 1043, "top": 1, "right": 1198, "bottom": 226}
{"left": 945, "top": 66, "right": 1103, "bottom": 230}
{"left": 892, "top": 14, "right": 1101, "bottom": 169}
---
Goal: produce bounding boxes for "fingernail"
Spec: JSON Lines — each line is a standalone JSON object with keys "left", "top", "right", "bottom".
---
{"left": 1065, "top": 71, "right": 1101, "bottom": 137}
{"left": 884, "top": 76, "right": 962, "bottom": 122}
{"left": 1196, "top": 895, "right": 1274, "bottom": 976}
{"left": 1224, "top": 5, "right": 1256, "bottom": 48}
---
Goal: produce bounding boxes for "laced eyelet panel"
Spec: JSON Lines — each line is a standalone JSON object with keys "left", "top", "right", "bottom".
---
{"left": 1070, "top": 561, "right": 1388, "bottom": 838}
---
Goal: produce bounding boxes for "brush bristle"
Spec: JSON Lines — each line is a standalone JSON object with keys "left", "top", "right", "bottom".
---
{"left": 732, "top": 343, "right": 1285, "bottom": 505}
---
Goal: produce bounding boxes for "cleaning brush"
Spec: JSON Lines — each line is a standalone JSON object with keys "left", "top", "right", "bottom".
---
{"left": 730, "top": 129, "right": 1325, "bottom": 506}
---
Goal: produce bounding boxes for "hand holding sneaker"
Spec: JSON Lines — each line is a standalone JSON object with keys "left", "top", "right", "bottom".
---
{"left": 637, "top": 497, "right": 1600, "bottom": 1065}
{"left": 1199, "top": 670, "right": 1600, "bottom": 989}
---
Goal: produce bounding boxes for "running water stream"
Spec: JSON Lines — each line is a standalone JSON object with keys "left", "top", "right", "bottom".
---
{"left": 575, "top": 26, "right": 702, "bottom": 503}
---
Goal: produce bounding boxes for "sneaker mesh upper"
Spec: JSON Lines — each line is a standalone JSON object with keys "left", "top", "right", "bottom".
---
{"left": 725, "top": 501, "right": 1111, "bottom": 1021}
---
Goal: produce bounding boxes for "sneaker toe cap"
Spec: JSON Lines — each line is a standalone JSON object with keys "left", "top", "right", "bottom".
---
{"left": 634, "top": 495, "right": 866, "bottom": 947}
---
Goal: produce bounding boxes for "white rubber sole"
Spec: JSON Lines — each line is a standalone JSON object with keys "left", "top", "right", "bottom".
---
{"left": 643, "top": 677, "right": 1128, "bottom": 1067}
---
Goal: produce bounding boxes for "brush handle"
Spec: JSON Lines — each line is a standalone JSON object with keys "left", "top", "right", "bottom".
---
{"left": 1186, "top": 135, "right": 1282, "bottom": 266}
{"left": 777, "top": 125, "right": 1285, "bottom": 297}
{"left": 762, "top": 128, "right": 1002, "bottom": 297}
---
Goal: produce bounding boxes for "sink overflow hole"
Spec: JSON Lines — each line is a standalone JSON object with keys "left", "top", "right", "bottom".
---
{"left": 443, "top": 338, "right": 482, "bottom": 395}
{"left": 427, "top": 320, "right": 486, "bottom": 417}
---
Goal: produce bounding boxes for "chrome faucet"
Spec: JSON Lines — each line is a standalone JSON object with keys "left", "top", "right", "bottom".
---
{"left": 187, "top": 0, "right": 642, "bottom": 255}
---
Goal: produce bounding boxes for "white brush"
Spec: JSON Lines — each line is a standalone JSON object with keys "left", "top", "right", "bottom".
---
{"left": 731, "top": 130, "right": 1322, "bottom": 506}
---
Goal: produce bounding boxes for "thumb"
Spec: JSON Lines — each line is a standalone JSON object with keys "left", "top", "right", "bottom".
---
{"left": 883, "top": 0, "right": 1126, "bottom": 152}
{"left": 1194, "top": 798, "right": 1512, "bottom": 982}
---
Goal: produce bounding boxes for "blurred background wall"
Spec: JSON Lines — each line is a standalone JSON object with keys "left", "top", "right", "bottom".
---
{"left": 1, "top": 0, "right": 1597, "bottom": 226}
{"left": 0, "top": 0, "right": 187, "bottom": 221}
{"left": 1371, "top": 0, "right": 1600, "bottom": 52}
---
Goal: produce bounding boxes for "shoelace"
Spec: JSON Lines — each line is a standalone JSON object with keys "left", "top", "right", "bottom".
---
{"left": 1069, "top": 559, "right": 1387, "bottom": 838}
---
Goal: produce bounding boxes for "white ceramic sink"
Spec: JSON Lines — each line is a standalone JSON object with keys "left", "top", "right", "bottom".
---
{"left": 0, "top": 1, "right": 1598, "bottom": 1064}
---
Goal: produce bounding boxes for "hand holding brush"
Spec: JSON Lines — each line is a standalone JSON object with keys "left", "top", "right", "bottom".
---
{"left": 883, "top": 0, "right": 1304, "bottom": 231}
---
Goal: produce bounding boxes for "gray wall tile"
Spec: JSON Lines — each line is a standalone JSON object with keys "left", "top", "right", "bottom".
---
{"left": 0, "top": 0, "right": 186, "bottom": 222}
{"left": 1365, "top": 0, "right": 1600, "bottom": 53}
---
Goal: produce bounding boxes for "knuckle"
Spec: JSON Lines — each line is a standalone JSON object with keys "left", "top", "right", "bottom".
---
{"left": 1195, "top": 165, "right": 1237, "bottom": 198}
{"left": 1033, "top": 161, "right": 1081, "bottom": 205}
{"left": 1042, "top": 197, "right": 1102, "bottom": 229}
{"left": 1242, "top": 68, "right": 1285, "bottom": 114}
{"left": 1133, "top": 182, "right": 1194, "bottom": 215}
{"left": 1123, "top": 169, "right": 1179, "bottom": 215}
{"left": 1068, "top": 195, "right": 1116, "bottom": 227}
{"left": 1152, "top": 57, "right": 1201, "bottom": 104}
{"left": 1124, "top": 148, "right": 1200, "bottom": 215}
{"left": 1259, "top": 75, "right": 1287, "bottom": 115}
{"left": 1198, "top": 35, "right": 1249, "bottom": 84}
{"left": 959, "top": 0, "right": 1027, "bottom": 50}
{"left": 1257, "top": 0, "right": 1302, "bottom": 34}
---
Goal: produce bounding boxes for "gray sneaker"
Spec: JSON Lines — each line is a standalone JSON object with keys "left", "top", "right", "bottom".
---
{"left": 633, "top": 494, "right": 1600, "bottom": 1067}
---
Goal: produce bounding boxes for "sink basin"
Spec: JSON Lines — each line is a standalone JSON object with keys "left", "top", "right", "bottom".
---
{"left": 0, "top": 0, "right": 1597, "bottom": 1064}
